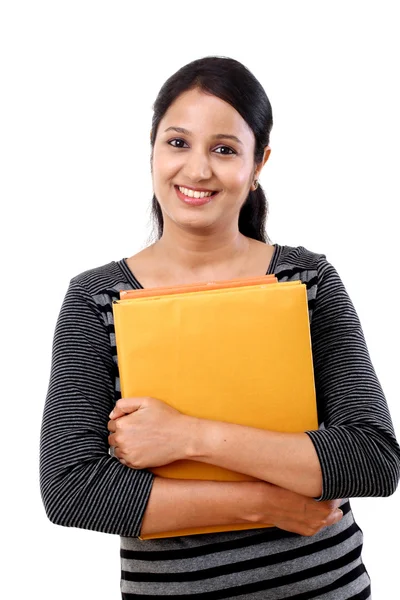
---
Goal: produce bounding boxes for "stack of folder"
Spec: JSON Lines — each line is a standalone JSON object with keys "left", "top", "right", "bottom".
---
{"left": 112, "top": 275, "right": 318, "bottom": 539}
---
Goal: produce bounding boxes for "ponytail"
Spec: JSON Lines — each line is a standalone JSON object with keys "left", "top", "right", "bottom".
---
{"left": 238, "top": 185, "right": 270, "bottom": 243}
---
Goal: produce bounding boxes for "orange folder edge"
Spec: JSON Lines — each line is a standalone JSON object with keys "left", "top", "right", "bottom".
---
{"left": 119, "top": 274, "right": 277, "bottom": 299}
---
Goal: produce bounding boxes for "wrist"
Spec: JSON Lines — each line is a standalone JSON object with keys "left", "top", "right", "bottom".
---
{"left": 184, "top": 416, "right": 219, "bottom": 461}
{"left": 182, "top": 416, "right": 209, "bottom": 460}
{"left": 247, "top": 481, "right": 277, "bottom": 524}
{"left": 242, "top": 481, "right": 273, "bottom": 524}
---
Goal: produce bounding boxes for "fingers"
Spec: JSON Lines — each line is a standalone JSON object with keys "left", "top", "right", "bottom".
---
{"left": 107, "top": 419, "right": 117, "bottom": 432}
{"left": 110, "top": 397, "right": 143, "bottom": 419}
{"left": 109, "top": 405, "right": 127, "bottom": 419}
{"left": 326, "top": 507, "right": 344, "bottom": 528}
{"left": 111, "top": 445, "right": 127, "bottom": 466}
{"left": 113, "top": 446, "right": 122, "bottom": 459}
{"left": 335, "top": 508, "right": 344, "bottom": 522}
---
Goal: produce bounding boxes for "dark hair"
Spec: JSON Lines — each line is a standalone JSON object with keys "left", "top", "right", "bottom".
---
{"left": 149, "top": 56, "right": 273, "bottom": 243}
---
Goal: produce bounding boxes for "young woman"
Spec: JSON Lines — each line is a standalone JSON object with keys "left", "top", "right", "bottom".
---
{"left": 40, "top": 56, "right": 400, "bottom": 599}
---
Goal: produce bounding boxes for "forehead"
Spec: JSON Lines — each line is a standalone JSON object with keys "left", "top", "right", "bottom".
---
{"left": 159, "top": 88, "right": 254, "bottom": 142}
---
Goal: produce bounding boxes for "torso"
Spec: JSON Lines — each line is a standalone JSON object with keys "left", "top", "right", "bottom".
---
{"left": 125, "top": 239, "right": 276, "bottom": 288}
{"left": 50, "top": 244, "right": 371, "bottom": 598}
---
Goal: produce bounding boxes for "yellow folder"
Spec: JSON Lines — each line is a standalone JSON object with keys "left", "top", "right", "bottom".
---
{"left": 112, "top": 277, "right": 318, "bottom": 539}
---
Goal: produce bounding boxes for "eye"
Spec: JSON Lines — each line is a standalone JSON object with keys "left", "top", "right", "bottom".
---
{"left": 214, "top": 146, "right": 236, "bottom": 155}
{"left": 168, "top": 138, "right": 189, "bottom": 148}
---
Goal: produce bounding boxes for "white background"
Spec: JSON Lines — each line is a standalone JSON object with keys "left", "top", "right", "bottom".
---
{"left": 1, "top": 1, "right": 399, "bottom": 598}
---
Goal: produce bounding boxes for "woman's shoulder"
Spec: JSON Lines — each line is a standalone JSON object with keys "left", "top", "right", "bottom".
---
{"left": 67, "top": 259, "right": 132, "bottom": 297}
{"left": 273, "top": 243, "right": 328, "bottom": 279}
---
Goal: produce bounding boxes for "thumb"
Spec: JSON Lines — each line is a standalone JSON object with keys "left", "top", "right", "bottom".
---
{"left": 109, "top": 397, "right": 143, "bottom": 418}
{"left": 333, "top": 508, "right": 344, "bottom": 524}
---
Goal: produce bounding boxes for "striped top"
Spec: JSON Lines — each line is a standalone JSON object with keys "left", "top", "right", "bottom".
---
{"left": 40, "top": 243, "right": 400, "bottom": 599}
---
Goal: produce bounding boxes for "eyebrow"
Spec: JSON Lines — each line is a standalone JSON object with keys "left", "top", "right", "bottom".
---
{"left": 164, "top": 126, "right": 243, "bottom": 146}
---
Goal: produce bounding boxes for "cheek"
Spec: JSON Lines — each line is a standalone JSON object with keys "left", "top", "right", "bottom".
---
{"left": 217, "top": 156, "right": 253, "bottom": 188}
{"left": 153, "top": 146, "right": 182, "bottom": 180}
{"left": 222, "top": 168, "right": 252, "bottom": 191}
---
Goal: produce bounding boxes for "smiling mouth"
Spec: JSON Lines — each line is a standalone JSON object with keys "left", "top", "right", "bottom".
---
{"left": 174, "top": 185, "right": 219, "bottom": 206}
{"left": 175, "top": 185, "right": 218, "bottom": 199}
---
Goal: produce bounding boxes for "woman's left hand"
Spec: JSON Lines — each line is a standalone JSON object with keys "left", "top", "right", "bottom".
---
{"left": 107, "top": 397, "right": 193, "bottom": 469}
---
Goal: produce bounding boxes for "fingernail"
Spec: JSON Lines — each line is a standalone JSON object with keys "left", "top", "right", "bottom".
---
{"left": 109, "top": 410, "right": 114, "bottom": 418}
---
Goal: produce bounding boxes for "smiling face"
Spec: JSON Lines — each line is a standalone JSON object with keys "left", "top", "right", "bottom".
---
{"left": 151, "top": 87, "right": 268, "bottom": 235}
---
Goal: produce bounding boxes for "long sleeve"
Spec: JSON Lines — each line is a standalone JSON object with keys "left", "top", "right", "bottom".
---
{"left": 306, "top": 257, "right": 400, "bottom": 500}
{"left": 39, "top": 278, "right": 154, "bottom": 536}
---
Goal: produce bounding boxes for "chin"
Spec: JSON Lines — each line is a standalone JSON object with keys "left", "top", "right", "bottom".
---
{"left": 168, "top": 212, "right": 218, "bottom": 232}
{"left": 162, "top": 200, "right": 228, "bottom": 231}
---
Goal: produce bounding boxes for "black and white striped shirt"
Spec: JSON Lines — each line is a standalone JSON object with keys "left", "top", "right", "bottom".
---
{"left": 40, "top": 244, "right": 400, "bottom": 599}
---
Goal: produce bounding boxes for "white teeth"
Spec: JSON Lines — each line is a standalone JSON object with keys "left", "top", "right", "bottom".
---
{"left": 178, "top": 186, "right": 214, "bottom": 198}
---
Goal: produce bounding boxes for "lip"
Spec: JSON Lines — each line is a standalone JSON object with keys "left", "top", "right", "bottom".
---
{"left": 175, "top": 185, "right": 218, "bottom": 206}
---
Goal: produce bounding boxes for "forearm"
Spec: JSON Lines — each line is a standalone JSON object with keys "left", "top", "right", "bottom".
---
{"left": 140, "top": 477, "right": 265, "bottom": 536}
{"left": 140, "top": 476, "right": 344, "bottom": 538}
{"left": 187, "top": 419, "right": 323, "bottom": 497}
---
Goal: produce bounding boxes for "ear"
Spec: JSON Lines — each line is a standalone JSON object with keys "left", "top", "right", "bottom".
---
{"left": 252, "top": 146, "right": 271, "bottom": 189}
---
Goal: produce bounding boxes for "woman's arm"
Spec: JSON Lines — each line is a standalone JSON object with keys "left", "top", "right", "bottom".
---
{"left": 109, "top": 398, "right": 322, "bottom": 497}
{"left": 140, "top": 477, "right": 343, "bottom": 537}
{"left": 40, "top": 278, "right": 154, "bottom": 536}
{"left": 187, "top": 423, "right": 323, "bottom": 497}
{"left": 303, "top": 258, "right": 400, "bottom": 500}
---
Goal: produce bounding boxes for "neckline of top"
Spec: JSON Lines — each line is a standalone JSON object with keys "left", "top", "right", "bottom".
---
{"left": 116, "top": 243, "right": 282, "bottom": 290}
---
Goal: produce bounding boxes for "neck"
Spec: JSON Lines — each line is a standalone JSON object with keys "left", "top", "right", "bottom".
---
{"left": 152, "top": 223, "right": 250, "bottom": 278}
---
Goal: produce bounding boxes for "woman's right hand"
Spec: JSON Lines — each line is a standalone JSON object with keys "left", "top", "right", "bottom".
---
{"left": 257, "top": 482, "right": 343, "bottom": 536}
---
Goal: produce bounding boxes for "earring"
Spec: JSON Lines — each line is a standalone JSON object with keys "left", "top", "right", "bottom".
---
{"left": 253, "top": 179, "right": 259, "bottom": 190}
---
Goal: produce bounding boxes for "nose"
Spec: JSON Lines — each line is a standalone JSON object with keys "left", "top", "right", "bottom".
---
{"left": 182, "top": 150, "right": 212, "bottom": 182}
